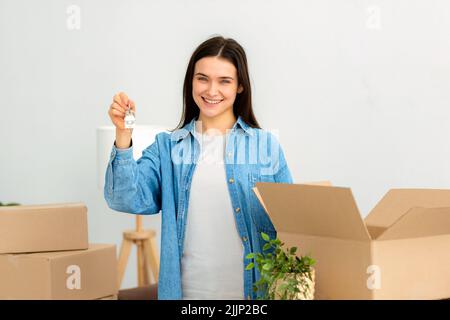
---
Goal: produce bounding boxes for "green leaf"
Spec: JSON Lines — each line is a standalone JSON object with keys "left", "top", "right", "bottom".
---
{"left": 263, "top": 243, "right": 272, "bottom": 251}
{"left": 261, "top": 232, "right": 270, "bottom": 242}
{"left": 245, "top": 253, "right": 255, "bottom": 260}
{"left": 245, "top": 262, "right": 255, "bottom": 270}
{"left": 263, "top": 263, "right": 272, "bottom": 271}
{"left": 289, "top": 247, "right": 297, "bottom": 255}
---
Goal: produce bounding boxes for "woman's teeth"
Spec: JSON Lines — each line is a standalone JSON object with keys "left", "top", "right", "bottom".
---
{"left": 203, "top": 97, "right": 223, "bottom": 104}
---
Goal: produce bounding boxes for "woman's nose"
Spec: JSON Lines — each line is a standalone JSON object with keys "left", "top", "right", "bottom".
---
{"left": 207, "top": 82, "right": 219, "bottom": 96}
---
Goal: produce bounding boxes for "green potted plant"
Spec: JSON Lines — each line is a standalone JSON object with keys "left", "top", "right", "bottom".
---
{"left": 245, "top": 232, "right": 316, "bottom": 300}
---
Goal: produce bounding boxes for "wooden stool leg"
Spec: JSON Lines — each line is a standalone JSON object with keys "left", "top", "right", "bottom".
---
{"left": 137, "top": 241, "right": 145, "bottom": 286}
{"left": 117, "top": 239, "right": 133, "bottom": 288}
{"left": 140, "top": 240, "right": 151, "bottom": 285}
{"left": 121, "top": 229, "right": 159, "bottom": 288}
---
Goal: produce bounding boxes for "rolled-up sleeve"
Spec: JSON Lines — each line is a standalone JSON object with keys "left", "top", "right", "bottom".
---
{"left": 104, "top": 138, "right": 162, "bottom": 215}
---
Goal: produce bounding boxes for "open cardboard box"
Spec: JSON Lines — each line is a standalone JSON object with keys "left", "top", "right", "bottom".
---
{"left": 252, "top": 182, "right": 450, "bottom": 299}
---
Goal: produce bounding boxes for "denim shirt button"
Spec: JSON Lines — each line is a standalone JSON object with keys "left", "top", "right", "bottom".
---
{"left": 228, "top": 178, "right": 235, "bottom": 184}
{"left": 235, "top": 207, "right": 240, "bottom": 213}
{"left": 242, "top": 236, "right": 248, "bottom": 242}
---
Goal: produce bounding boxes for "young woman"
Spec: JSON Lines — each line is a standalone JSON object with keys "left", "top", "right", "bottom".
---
{"left": 105, "top": 36, "right": 293, "bottom": 300}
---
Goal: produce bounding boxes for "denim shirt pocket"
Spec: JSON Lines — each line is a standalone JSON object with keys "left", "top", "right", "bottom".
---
{"left": 248, "top": 171, "right": 277, "bottom": 236}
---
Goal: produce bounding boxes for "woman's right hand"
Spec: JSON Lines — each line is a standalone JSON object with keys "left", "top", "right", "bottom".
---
{"left": 108, "top": 92, "right": 136, "bottom": 130}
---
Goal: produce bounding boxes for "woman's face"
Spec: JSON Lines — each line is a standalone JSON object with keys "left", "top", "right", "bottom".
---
{"left": 192, "top": 56, "right": 243, "bottom": 120}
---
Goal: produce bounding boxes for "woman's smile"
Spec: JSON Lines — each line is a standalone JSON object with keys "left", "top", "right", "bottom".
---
{"left": 202, "top": 96, "right": 224, "bottom": 107}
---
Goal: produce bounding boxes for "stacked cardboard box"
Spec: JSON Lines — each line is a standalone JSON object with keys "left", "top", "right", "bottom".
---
{"left": 0, "top": 203, "right": 118, "bottom": 299}
{"left": 253, "top": 183, "right": 450, "bottom": 300}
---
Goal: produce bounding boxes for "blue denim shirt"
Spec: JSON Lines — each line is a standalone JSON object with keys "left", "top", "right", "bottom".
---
{"left": 104, "top": 116, "right": 293, "bottom": 299}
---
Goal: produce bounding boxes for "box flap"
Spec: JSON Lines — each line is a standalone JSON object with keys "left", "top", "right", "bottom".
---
{"left": 302, "top": 181, "right": 333, "bottom": 186}
{"left": 365, "top": 189, "right": 450, "bottom": 228}
{"left": 253, "top": 183, "right": 371, "bottom": 241}
{"left": 20, "top": 244, "right": 112, "bottom": 259}
{"left": 377, "top": 207, "right": 450, "bottom": 240}
{"left": 252, "top": 181, "right": 334, "bottom": 215}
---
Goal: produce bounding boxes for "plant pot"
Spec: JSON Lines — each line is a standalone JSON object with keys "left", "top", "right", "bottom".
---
{"left": 271, "top": 269, "right": 315, "bottom": 300}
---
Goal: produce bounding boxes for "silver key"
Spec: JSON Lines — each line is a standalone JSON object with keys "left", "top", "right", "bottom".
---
{"left": 124, "top": 105, "right": 135, "bottom": 129}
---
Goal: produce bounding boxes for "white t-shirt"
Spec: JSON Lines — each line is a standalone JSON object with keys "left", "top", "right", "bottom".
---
{"left": 181, "top": 125, "right": 244, "bottom": 300}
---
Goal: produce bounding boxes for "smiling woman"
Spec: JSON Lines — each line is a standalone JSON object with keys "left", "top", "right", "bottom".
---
{"left": 104, "top": 35, "right": 294, "bottom": 300}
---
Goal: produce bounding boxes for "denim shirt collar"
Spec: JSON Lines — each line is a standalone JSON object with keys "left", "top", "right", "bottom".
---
{"left": 174, "top": 115, "right": 253, "bottom": 142}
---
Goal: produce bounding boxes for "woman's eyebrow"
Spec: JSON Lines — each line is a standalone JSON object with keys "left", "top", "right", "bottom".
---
{"left": 195, "top": 72, "right": 234, "bottom": 80}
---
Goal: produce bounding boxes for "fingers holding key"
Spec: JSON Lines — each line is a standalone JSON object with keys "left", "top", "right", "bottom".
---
{"left": 110, "top": 102, "right": 125, "bottom": 116}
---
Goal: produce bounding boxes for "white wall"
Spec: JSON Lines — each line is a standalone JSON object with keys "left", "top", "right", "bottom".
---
{"left": 1, "top": 0, "right": 449, "bottom": 289}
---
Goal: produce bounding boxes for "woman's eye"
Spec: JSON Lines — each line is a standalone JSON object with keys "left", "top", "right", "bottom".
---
{"left": 197, "top": 77, "right": 207, "bottom": 81}
{"left": 221, "top": 80, "right": 231, "bottom": 84}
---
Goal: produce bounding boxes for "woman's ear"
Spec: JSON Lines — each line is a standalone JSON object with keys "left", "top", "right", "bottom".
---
{"left": 237, "top": 85, "right": 244, "bottom": 94}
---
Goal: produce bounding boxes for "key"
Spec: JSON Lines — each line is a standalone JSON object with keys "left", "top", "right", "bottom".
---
{"left": 124, "top": 103, "right": 135, "bottom": 129}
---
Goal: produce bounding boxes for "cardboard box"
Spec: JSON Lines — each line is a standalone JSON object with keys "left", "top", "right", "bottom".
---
{"left": 253, "top": 183, "right": 450, "bottom": 299}
{"left": 0, "top": 203, "right": 88, "bottom": 254}
{"left": 0, "top": 244, "right": 118, "bottom": 300}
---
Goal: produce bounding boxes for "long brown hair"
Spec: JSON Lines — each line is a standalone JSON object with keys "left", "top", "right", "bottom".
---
{"left": 172, "top": 35, "right": 261, "bottom": 131}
